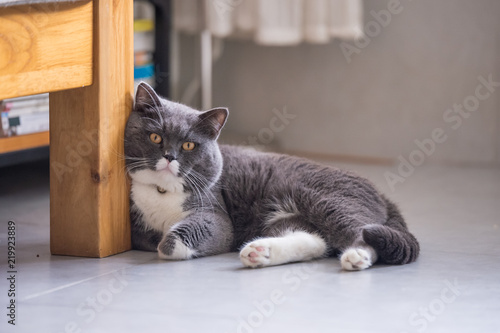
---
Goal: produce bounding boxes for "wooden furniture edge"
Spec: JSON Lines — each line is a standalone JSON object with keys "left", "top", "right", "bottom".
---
{"left": 0, "top": 131, "right": 50, "bottom": 154}
{"left": 50, "top": 0, "right": 132, "bottom": 258}
{"left": 0, "top": 0, "right": 93, "bottom": 100}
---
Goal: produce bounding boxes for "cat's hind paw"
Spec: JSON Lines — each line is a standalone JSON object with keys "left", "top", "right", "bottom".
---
{"left": 240, "top": 240, "right": 272, "bottom": 268}
{"left": 341, "top": 248, "right": 372, "bottom": 271}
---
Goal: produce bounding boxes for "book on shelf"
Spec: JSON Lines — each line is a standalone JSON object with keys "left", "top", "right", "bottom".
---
{"left": 0, "top": 93, "right": 50, "bottom": 138}
{"left": 134, "top": 1, "right": 155, "bottom": 90}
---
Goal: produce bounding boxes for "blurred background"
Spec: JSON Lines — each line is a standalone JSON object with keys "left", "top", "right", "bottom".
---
{"left": 171, "top": 0, "right": 500, "bottom": 167}
{"left": 2, "top": 0, "right": 499, "bottom": 167}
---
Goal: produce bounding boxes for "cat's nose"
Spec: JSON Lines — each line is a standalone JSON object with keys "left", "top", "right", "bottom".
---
{"left": 164, "top": 154, "right": 176, "bottom": 163}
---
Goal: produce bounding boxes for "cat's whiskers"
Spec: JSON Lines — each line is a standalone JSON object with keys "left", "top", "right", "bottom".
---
{"left": 189, "top": 168, "right": 229, "bottom": 192}
{"left": 125, "top": 156, "right": 151, "bottom": 161}
{"left": 189, "top": 174, "right": 217, "bottom": 212}
{"left": 183, "top": 172, "right": 210, "bottom": 216}
{"left": 182, "top": 169, "right": 217, "bottom": 213}
{"left": 98, "top": 140, "right": 138, "bottom": 178}
{"left": 185, "top": 169, "right": 227, "bottom": 214}
{"left": 189, "top": 169, "right": 226, "bottom": 208}
{"left": 125, "top": 158, "right": 154, "bottom": 173}
{"left": 187, "top": 175, "right": 212, "bottom": 213}
{"left": 192, "top": 177, "right": 217, "bottom": 216}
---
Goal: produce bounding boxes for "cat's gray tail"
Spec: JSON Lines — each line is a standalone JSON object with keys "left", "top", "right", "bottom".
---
{"left": 362, "top": 198, "right": 420, "bottom": 265}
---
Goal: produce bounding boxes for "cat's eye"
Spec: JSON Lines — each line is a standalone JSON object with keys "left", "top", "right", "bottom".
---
{"left": 182, "top": 142, "right": 195, "bottom": 151}
{"left": 149, "top": 133, "right": 162, "bottom": 144}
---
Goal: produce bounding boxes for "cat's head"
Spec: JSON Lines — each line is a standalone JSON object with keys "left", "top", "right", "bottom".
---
{"left": 124, "top": 82, "right": 228, "bottom": 192}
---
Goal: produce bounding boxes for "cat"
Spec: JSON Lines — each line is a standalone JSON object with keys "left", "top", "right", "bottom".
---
{"left": 124, "top": 82, "right": 420, "bottom": 270}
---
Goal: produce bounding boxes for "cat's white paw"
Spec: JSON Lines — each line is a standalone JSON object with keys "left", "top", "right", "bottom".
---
{"left": 341, "top": 248, "right": 372, "bottom": 271}
{"left": 240, "top": 240, "right": 272, "bottom": 268}
{"left": 158, "top": 237, "right": 195, "bottom": 260}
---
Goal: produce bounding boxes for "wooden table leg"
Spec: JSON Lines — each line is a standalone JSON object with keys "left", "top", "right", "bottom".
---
{"left": 49, "top": 0, "right": 133, "bottom": 257}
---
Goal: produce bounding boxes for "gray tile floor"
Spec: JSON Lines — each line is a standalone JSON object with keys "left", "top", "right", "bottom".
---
{"left": 1, "top": 158, "right": 499, "bottom": 333}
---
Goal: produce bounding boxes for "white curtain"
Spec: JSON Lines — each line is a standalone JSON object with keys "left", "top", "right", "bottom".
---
{"left": 173, "top": 0, "right": 364, "bottom": 45}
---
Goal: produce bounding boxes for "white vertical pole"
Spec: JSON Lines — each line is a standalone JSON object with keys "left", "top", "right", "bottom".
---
{"left": 200, "top": 29, "right": 212, "bottom": 110}
{"left": 170, "top": 29, "right": 180, "bottom": 101}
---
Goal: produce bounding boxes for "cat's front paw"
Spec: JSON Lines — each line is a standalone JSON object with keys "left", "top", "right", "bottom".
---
{"left": 340, "top": 248, "right": 372, "bottom": 271}
{"left": 240, "top": 240, "right": 272, "bottom": 268}
{"left": 157, "top": 233, "right": 195, "bottom": 260}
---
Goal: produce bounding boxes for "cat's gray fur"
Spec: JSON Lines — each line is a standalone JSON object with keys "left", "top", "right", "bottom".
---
{"left": 125, "top": 82, "right": 419, "bottom": 268}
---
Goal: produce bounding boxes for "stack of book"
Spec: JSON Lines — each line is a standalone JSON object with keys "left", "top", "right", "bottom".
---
{"left": 0, "top": 94, "right": 49, "bottom": 137}
{"left": 134, "top": 1, "right": 155, "bottom": 89}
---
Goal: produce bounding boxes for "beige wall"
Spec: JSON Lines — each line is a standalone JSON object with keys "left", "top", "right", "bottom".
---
{"left": 181, "top": 0, "right": 500, "bottom": 165}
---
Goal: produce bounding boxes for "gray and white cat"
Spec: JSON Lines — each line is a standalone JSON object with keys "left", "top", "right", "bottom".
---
{"left": 125, "top": 82, "right": 419, "bottom": 270}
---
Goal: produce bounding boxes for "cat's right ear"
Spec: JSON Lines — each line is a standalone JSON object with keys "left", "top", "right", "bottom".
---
{"left": 197, "top": 108, "right": 229, "bottom": 140}
{"left": 134, "top": 82, "right": 161, "bottom": 113}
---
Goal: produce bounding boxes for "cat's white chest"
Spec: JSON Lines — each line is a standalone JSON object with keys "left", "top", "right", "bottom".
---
{"left": 131, "top": 181, "right": 189, "bottom": 233}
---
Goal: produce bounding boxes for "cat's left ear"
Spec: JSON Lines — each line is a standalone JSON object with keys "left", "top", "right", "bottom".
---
{"left": 134, "top": 82, "right": 162, "bottom": 113}
{"left": 197, "top": 108, "right": 229, "bottom": 140}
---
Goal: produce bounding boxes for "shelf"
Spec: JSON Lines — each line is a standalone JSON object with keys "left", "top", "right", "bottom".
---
{"left": 0, "top": 131, "right": 50, "bottom": 154}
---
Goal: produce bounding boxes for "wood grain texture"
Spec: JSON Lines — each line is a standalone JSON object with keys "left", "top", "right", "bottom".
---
{"left": 50, "top": 0, "right": 133, "bottom": 257}
{"left": 0, "top": 131, "right": 49, "bottom": 153}
{"left": 0, "top": 1, "right": 93, "bottom": 100}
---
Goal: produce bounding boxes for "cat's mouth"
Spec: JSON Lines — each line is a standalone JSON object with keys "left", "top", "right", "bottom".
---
{"left": 156, "top": 164, "right": 174, "bottom": 174}
{"left": 155, "top": 158, "right": 180, "bottom": 176}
